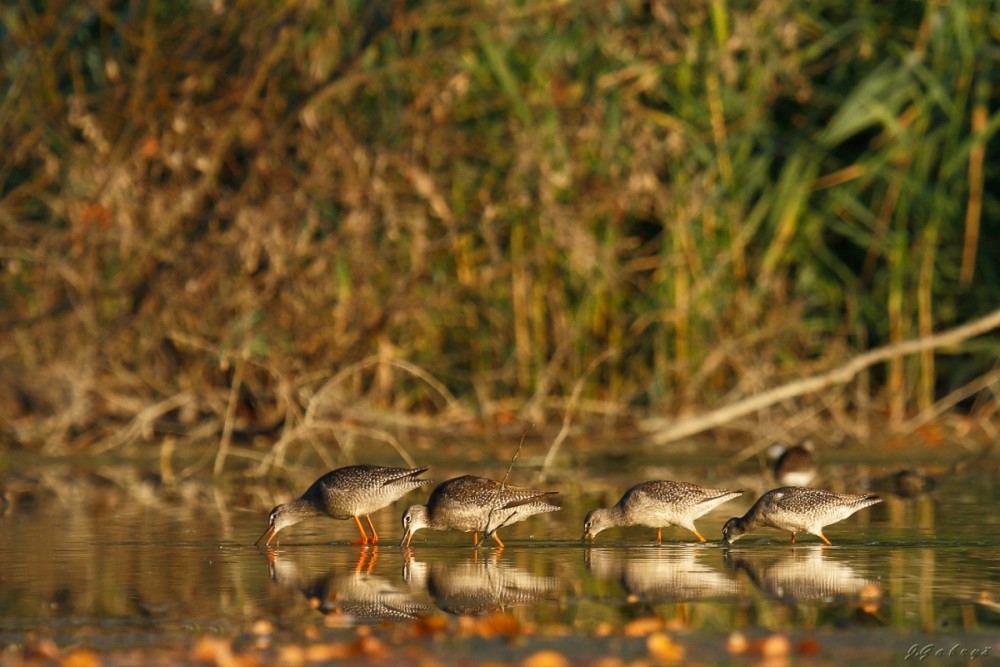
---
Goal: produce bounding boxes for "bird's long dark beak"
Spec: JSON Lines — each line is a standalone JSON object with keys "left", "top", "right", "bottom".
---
{"left": 255, "top": 524, "right": 275, "bottom": 547}
{"left": 399, "top": 528, "right": 412, "bottom": 548}
{"left": 582, "top": 532, "right": 593, "bottom": 542}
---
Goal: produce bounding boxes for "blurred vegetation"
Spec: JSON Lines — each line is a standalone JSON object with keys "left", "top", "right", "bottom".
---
{"left": 1, "top": 0, "right": 999, "bottom": 462}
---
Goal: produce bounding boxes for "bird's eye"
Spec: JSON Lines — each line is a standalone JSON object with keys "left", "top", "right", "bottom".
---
{"left": 403, "top": 514, "right": 410, "bottom": 526}
{"left": 584, "top": 521, "right": 591, "bottom": 530}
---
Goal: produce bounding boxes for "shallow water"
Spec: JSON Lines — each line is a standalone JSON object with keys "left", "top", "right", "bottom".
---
{"left": 2, "top": 459, "right": 999, "bottom": 663}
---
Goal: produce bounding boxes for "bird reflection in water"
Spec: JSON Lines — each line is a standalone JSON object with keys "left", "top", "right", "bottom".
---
{"left": 265, "top": 548, "right": 431, "bottom": 623}
{"left": 402, "top": 551, "right": 560, "bottom": 616}
{"left": 724, "top": 546, "right": 881, "bottom": 608}
{"left": 585, "top": 546, "right": 741, "bottom": 603}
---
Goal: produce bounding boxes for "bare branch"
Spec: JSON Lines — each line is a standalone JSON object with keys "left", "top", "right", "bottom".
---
{"left": 641, "top": 309, "right": 1000, "bottom": 445}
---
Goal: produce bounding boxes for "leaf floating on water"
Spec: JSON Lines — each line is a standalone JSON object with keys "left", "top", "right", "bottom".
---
{"left": 458, "top": 612, "right": 520, "bottom": 638}
{"left": 593, "top": 622, "right": 615, "bottom": 638}
{"left": 859, "top": 582, "right": 883, "bottom": 614}
{"left": 522, "top": 649, "right": 570, "bottom": 667}
{"left": 192, "top": 637, "right": 241, "bottom": 667}
{"left": 304, "top": 642, "right": 355, "bottom": 661}
{"left": 796, "top": 638, "right": 822, "bottom": 655}
{"left": 623, "top": 616, "right": 664, "bottom": 637}
{"left": 757, "top": 634, "right": 791, "bottom": 658}
{"left": 251, "top": 619, "right": 272, "bottom": 635}
{"left": 24, "top": 637, "right": 60, "bottom": 662}
{"left": 593, "top": 658, "right": 626, "bottom": 667}
{"left": 412, "top": 615, "right": 449, "bottom": 637}
{"left": 727, "top": 632, "right": 748, "bottom": 654}
{"left": 59, "top": 649, "right": 101, "bottom": 667}
{"left": 355, "top": 636, "right": 388, "bottom": 658}
{"left": 277, "top": 645, "right": 306, "bottom": 667}
{"left": 646, "top": 633, "right": 685, "bottom": 663}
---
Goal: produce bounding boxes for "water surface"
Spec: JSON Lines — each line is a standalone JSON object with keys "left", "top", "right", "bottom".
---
{"left": 2, "top": 459, "right": 999, "bottom": 664}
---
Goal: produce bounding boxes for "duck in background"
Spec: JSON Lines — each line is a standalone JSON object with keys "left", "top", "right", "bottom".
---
{"left": 767, "top": 439, "right": 818, "bottom": 487}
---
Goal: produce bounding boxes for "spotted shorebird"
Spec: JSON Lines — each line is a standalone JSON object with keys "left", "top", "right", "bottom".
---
{"left": 400, "top": 475, "right": 560, "bottom": 548}
{"left": 722, "top": 486, "right": 881, "bottom": 545}
{"left": 256, "top": 465, "right": 430, "bottom": 547}
{"left": 583, "top": 480, "right": 743, "bottom": 543}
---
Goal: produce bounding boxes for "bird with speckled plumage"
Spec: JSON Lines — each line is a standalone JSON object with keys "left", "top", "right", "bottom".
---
{"left": 722, "top": 486, "right": 881, "bottom": 546}
{"left": 583, "top": 481, "right": 743, "bottom": 544}
{"left": 255, "top": 465, "right": 430, "bottom": 547}
{"left": 400, "top": 475, "right": 560, "bottom": 548}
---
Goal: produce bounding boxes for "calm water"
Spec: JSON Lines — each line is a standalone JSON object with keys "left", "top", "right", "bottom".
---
{"left": 2, "top": 458, "right": 999, "bottom": 664}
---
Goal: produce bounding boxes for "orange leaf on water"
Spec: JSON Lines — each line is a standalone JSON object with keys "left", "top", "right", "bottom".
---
{"left": 759, "top": 634, "right": 790, "bottom": 657}
{"left": 59, "top": 649, "right": 101, "bottom": 667}
{"left": 472, "top": 612, "right": 520, "bottom": 638}
{"left": 647, "top": 633, "right": 685, "bottom": 663}
{"left": 276, "top": 645, "right": 305, "bottom": 667}
{"left": 522, "top": 649, "right": 569, "bottom": 667}
{"left": 412, "top": 615, "right": 450, "bottom": 637}
{"left": 623, "top": 617, "right": 664, "bottom": 637}
{"left": 796, "top": 638, "right": 821, "bottom": 654}
{"left": 727, "top": 632, "right": 748, "bottom": 654}
{"left": 304, "top": 643, "right": 354, "bottom": 661}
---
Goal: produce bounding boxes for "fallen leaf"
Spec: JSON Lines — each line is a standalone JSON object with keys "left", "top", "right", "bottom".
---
{"left": 192, "top": 636, "right": 239, "bottom": 667}
{"left": 251, "top": 620, "right": 273, "bottom": 637}
{"left": 593, "top": 622, "right": 615, "bottom": 638}
{"left": 356, "top": 636, "right": 387, "bottom": 658}
{"left": 24, "top": 637, "right": 60, "bottom": 661}
{"left": 304, "top": 643, "right": 354, "bottom": 661}
{"left": 796, "top": 638, "right": 821, "bottom": 654}
{"left": 412, "top": 616, "right": 449, "bottom": 637}
{"left": 647, "top": 633, "right": 685, "bottom": 663}
{"left": 759, "top": 634, "right": 790, "bottom": 657}
{"left": 470, "top": 612, "right": 520, "bottom": 638}
{"left": 594, "top": 658, "right": 625, "bottom": 667}
{"left": 60, "top": 649, "right": 101, "bottom": 667}
{"left": 860, "top": 583, "right": 883, "bottom": 613}
{"left": 276, "top": 645, "right": 305, "bottom": 667}
{"left": 522, "top": 649, "right": 569, "bottom": 667}
{"left": 623, "top": 617, "right": 663, "bottom": 637}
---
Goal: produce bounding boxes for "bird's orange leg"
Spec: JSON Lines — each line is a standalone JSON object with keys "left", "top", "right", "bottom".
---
{"left": 818, "top": 533, "right": 832, "bottom": 546}
{"left": 692, "top": 528, "right": 707, "bottom": 543}
{"left": 491, "top": 533, "right": 505, "bottom": 549}
{"left": 352, "top": 515, "right": 369, "bottom": 544}
{"left": 472, "top": 532, "right": 479, "bottom": 546}
{"left": 656, "top": 528, "right": 662, "bottom": 544}
{"left": 365, "top": 515, "right": 379, "bottom": 543}
{"left": 790, "top": 532, "right": 796, "bottom": 544}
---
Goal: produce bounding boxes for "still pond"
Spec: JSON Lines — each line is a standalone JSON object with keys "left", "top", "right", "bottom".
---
{"left": 1, "top": 452, "right": 998, "bottom": 665}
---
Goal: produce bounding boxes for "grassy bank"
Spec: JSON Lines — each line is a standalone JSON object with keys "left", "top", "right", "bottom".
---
{"left": 1, "top": 1, "right": 998, "bottom": 464}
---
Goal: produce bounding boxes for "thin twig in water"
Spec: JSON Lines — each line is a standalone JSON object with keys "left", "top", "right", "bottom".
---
{"left": 483, "top": 424, "right": 533, "bottom": 545}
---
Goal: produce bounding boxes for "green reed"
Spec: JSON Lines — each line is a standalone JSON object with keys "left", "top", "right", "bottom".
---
{"left": 1, "top": 0, "right": 998, "bottom": 455}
